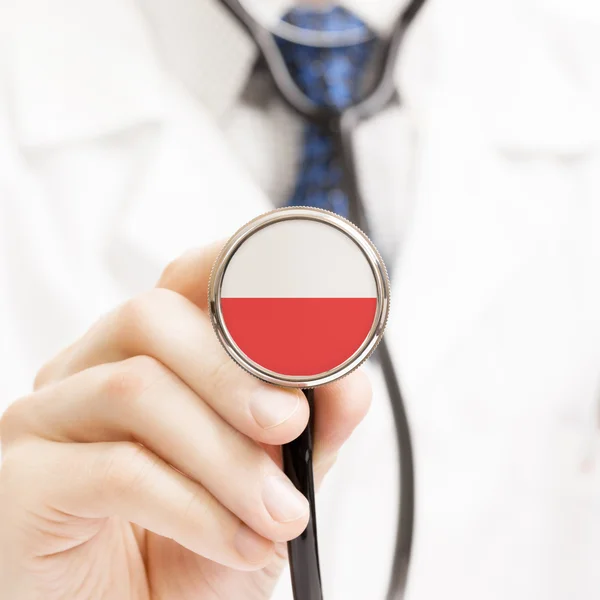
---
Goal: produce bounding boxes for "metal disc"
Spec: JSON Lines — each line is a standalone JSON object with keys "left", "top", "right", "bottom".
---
{"left": 208, "top": 207, "right": 390, "bottom": 388}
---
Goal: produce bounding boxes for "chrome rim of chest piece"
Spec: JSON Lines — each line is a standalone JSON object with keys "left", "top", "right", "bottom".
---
{"left": 208, "top": 207, "right": 390, "bottom": 388}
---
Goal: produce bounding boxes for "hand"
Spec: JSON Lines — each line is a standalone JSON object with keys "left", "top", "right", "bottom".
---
{"left": 0, "top": 242, "right": 372, "bottom": 600}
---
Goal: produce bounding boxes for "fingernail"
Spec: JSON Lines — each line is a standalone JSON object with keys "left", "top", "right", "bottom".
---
{"left": 262, "top": 475, "right": 309, "bottom": 523}
{"left": 250, "top": 388, "right": 300, "bottom": 430}
{"left": 235, "top": 525, "right": 273, "bottom": 564}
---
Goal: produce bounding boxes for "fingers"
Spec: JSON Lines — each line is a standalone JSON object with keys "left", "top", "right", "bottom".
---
{"left": 2, "top": 357, "right": 310, "bottom": 543}
{"left": 0, "top": 438, "right": 274, "bottom": 570}
{"left": 312, "top": 369, "right": 373, "bottom": 487}
{"left": 35, "top": 288, "right": 310, "bottom": 446}
{"left": 21, "top": 242, "right": 375, "bottom": 556}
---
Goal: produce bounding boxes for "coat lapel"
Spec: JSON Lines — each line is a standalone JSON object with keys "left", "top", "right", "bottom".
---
{"left": 109, "top": 90, "right": 273, "bottom": 287}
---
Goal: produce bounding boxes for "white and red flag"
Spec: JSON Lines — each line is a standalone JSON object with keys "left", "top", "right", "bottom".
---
{"left": 219, "top": 217, "right": 378, "bottom": 377}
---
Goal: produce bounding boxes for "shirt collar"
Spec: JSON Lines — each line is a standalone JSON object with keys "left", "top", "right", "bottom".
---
{"left": 246, "top": 0, "right": 405, "bottom": 35}
{"left": 142, "top": 0, "right": 406, "bottom": 117}
{"left": 7, "top": 0, "right": 407, "bottom": 148}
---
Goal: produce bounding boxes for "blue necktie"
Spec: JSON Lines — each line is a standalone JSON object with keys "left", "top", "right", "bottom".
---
{"left": 277, "top": 7, "right": 375, "bottom": 218}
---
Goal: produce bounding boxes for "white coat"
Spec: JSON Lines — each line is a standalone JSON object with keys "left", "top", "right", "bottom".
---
{"left": 2, "top": 0, "right": 600, "bottom": 598}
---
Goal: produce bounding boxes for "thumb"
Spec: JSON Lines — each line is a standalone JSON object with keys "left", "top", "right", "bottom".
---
{"left": 156, "top": 240, "right": 226, "bottom": 311}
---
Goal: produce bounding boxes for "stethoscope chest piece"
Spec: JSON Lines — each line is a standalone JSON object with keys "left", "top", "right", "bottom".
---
{"left": 208, "top": 206, "right": 390, "bottom": 389}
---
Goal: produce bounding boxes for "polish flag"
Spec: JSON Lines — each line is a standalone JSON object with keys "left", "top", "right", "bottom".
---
{"left": 220, "top": 218, "right": 378, "bottom": 377}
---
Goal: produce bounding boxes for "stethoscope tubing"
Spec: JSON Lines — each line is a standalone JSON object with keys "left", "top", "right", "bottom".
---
{"left": 282, "top": 389, "right": 323, "bottom": 600}
{"left": 220, "top": 0, "right": 428, "bottom": 124}
{"left": 217, "top": 1, "right": 429, "bottom": 598}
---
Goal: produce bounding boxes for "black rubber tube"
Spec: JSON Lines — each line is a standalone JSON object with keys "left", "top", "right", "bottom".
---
{"left": 282, "top": 389, "right": 323, "bottom": 600}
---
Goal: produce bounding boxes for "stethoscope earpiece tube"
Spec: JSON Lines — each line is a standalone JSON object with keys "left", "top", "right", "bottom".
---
{"left": 282, "top": 388, "right": 323, "bottom": 600}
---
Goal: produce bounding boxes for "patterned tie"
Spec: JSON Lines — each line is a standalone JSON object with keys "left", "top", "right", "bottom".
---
{"left": 277, "top": 6, "right": 375, "bottom": 218}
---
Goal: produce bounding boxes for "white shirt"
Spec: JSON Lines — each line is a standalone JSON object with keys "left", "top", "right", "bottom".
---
{"left": 2, "top": 1, "right": 600, "bottom": 599}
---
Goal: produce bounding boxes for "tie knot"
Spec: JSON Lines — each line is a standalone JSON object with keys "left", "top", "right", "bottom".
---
{"left": 277, "top": 6, "right": 375, "bottom": 109}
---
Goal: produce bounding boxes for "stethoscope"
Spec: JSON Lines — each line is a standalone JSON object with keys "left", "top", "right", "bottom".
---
{"left": 214, "top": 2, "right": 429, "bottom": 599}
